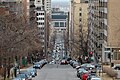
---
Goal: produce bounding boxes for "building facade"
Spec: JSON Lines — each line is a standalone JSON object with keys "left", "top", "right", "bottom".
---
{"left": 51, "top": 10, "right": 68, "bottom": 33}
{"left": 88, "top": 0, "right": 120, "bottom": 62}
{"left": 70, "top": 0, "right": 88, "bottom": 59}
{"left": 34, "top": 0, "right": 51, "bottom": 57}
{"left": 0, "top": 0, "right": 24, "bottom": 17}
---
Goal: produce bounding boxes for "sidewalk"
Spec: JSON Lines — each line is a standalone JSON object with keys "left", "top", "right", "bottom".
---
{"left": 98, "top": 72, "right": 120, "bottom": 80}
{"left": 0, "top": 64, "right": 32, "bottom": 80}
{"left": 97, "top": 70, "right": 120, "bottom": 80}
{"left": 0, "top": 76, "right": 12, "bottom": 80}
{"left": 97, "top": 72, "right": 113, "bottom": 80}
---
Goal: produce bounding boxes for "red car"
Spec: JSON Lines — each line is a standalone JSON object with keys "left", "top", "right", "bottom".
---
{"left": 82, "top": 73, "right": 89, "bottom": 80}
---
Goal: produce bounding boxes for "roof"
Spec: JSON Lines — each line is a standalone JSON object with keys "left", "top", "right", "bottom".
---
{"left": 52, "top": 15, "right": 67, "bottom": 20}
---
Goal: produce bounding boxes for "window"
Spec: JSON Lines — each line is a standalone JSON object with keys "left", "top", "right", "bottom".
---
{"left": 37, "top": 18, "right": 39, "bottom": 20}
{"left": 41, "top": 32, "right": 44, "bottom": 35}
{"left": 79, "top": 24, "right": 82, "bottom": 27}
{"left": 99, "top": 44, "right": 102, "bottom": 48}
{"left": 105, "top": 48, "right": 110, "bottom": 51}
{"left": 37, "top": 18, "right": 44, "bottom": 20}
{"left": 79, "top": 8, "right": 82, "bottom": 11}
{"left": 79, "top": 13, "right": 82, "bottom": 16}
{"left": 37, "top": 22, "right": 44, "bottom": 25}
{"left": 60, "top": 22, "right": 64, "bottom": 27}
{"left": 40, "top": 18, "right": 44, "bottom": 20}
{"left": 79, "top": 18, "right": 82, "bottom": 22}
{"left": 54, "top": 22, "right": 59, "bottom": 27}
{"left": 38, "top": 13, "right": 44, "bottom": 15}
{"left": 36, "top": 13, "right": 39, "bottom": 16}
{"left": 65, "top": 22, "right": 66, "bottom": 26}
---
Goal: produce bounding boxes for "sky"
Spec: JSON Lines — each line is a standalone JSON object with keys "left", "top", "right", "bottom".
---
{"left": 51, "top": 0, "right": 70, "bottom": 2}
{"left": 51, "top": 0, "right": 70, "bottom": 7}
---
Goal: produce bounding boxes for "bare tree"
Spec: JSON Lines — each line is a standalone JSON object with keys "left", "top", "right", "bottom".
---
{"left": 0, "top": 12, "right": 42, "bottom": 78}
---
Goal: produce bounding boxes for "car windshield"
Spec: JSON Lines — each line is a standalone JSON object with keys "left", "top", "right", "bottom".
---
{"left": 34, "top": 63, "right": 39, "bottom": 65}
{"left": 79, "top": 69, "right": 87, "bottom": 73}
{"left": 28, "top": 69, "right": 35, "bottom": 72}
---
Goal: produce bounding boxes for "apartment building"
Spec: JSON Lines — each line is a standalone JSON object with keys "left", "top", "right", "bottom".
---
{"left": 70, "top": 0, "right": 88, "bottom": 58}
{"left": 88, "top": 0, "right": 120, "bottom": 62}
{"left": 0, "top": 0, "right": 24, "bottom": 17}
{"left": 34, "top": 0, "right": 51, "bottom": 56}
{"left": 45, "top": 0, "right": 51, "bottom": 14}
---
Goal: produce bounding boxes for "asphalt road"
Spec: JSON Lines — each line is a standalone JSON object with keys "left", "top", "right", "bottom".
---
{"left": 33, "top": 64, "right": 79, "bottom": 80}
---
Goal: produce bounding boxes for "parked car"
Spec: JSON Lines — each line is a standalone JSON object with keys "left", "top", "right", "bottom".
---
{"left": 81, "top": 72, "right": 89, "bottom": 80}
{"left": 37, "top": 59, "right": 47, "bottom": 67}
{"left": 87, "top": 75, "right": 101, "bottom": 80}
{"left": 49, "top": 60, "right": 56, "bottom": 64}
{"left": 16, "top": 73, "right": 29, "bottom": 80}
{"left": 27, "top": 68, "right": 37, "bottom": 77}
{"left": 20, "top": 70, "right": 32, "bottom": 80}
{"left": 33, "top": 63, "right": 41, "bottom": 69}
{"left": 113, "top": 64, "right": 120, "bottom": 70}
{"left": 76, "top": 66, "right": 81, "bottom": 70}
{"left": 72, "top": 62, "right": 79, "bottom": 68}
{"left": 12, "top": 77, "right": 21, "bottom": 80}
{"left": 60, "top": 60, "right": 68, "bottom": 65}
{"left": 69, "top": 60, "right": 76, "bottom": 66}
{"left": 77, "top": 68, "right": 88, "bottom": 78}
{"left": 81, "top": 63, "right": 95, "bottom": 70}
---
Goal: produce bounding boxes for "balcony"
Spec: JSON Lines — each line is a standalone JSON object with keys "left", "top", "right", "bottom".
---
{"left": 100, "top": 0, "right": 108, "bottom": 2}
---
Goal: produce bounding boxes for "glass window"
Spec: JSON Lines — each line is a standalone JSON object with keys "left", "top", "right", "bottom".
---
{"left": 79, "top": 13, "right": 82, "bottom": 16}
{"left": 54, "top": 22, "right": 59, "bottom": 27}
{"left": 60, "top": 22, "right": 64, "bottom": 27}
{"left": 79, "top": 8, "right": 82, "bottom": 11}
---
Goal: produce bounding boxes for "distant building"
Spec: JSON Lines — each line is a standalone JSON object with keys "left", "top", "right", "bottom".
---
{"left": 52, "top": 8, "right": 60, "bottom": 12}
{"left": 51, "top": 11, "right": 68, "bottom": 33}
{"left": 45, "top": 0, "right": 51, "bottom": 14}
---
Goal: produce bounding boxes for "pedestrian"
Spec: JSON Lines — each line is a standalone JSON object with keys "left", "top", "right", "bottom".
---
{"left": 14, "top": 67, "right": 17, "bottom": 77}
{"left": 7, "top": 67, "right": 10, "bottom": 78}
{"left": 10, "top": 67, "right": 14, "bottom": 78}
{"left": 3, "top": 67, "right": 6, "bottom": 80}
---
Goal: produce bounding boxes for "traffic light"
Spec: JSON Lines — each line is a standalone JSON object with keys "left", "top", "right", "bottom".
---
{"left": 108, "top": 53, "right": 111, "bottom": 59}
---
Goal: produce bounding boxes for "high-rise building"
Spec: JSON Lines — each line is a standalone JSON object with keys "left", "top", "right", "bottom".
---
{"left": 88, "top": 0, "right": 120, "bottom": 62}
{"left": 70, "top": 0, "right": 88, "bottom": 58}
{"left": 0, "top": 0, "right": 29, "bottom": 21}
{"left": 45, "top": 0, "right": 51, "bottom": 14}
{"left": 29, "top": 0, "right": 36, "bottom": 27}
{"left": 0, "top": 0, "right": 23, "bottom": 17}
{"left": 34, "top": 0, "right": 51, "bottom": 57}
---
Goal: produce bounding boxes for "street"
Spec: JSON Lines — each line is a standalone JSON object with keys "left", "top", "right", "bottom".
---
{"left": 33, "top": 64, "right": 79, "bottom": 80}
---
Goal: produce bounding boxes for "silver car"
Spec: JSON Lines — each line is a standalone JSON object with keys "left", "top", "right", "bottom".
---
{"left": 27, "top": 68, "right": 37, "bottom": 77}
